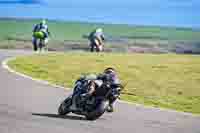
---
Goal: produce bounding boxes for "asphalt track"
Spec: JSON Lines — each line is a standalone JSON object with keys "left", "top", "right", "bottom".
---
{"left": 0, "top": 49, "right": 200, "bottom": 133}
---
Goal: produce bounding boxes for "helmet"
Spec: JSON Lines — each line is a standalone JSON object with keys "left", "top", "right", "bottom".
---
{"left": 96, "top": 28, "right": 103, "bottom": 33}
{"left": 104, "top": 67, "right": 116, "bottom": 74}
{"left": 41, "top": 19, "right": 46, "bottom": 25}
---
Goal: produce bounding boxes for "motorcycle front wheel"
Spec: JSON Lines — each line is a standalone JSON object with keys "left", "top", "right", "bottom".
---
{"left": 58, "top": 97, "right": 72, "bottom": 116}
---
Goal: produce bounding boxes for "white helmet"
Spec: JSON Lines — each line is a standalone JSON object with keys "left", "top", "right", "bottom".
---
{"left": 41, "top": 19, "right": 46, "bottom": 25}
{"left": 96, "top": 28, "right": 103, "bottom": 33}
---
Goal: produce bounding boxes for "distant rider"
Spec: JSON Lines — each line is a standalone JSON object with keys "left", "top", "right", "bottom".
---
{"left": 32, "top": 19, "right": 50, "bottom": 51}
{"left": 72, "top": 67, "right": 121, "bottom": 112}
{"left": 88, "top": 28, "right": 105, "bottom": 52}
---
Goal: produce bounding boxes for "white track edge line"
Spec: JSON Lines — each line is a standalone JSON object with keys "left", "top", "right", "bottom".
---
{"left": 2, "top": 57, "right": 67, "bottom": 90}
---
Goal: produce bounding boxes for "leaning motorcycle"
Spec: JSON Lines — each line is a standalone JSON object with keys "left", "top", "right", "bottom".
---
{"left": 58, "top": 77, "right": 122, "bottom": 120}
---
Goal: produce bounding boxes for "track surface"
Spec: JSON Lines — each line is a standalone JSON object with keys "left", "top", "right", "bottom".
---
{"left": 0, "top": 50, "right": 200, "bottom": 133}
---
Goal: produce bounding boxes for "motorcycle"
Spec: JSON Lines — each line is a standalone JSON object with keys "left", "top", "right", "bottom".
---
{"left": 58, "top": 77, "right": 123, "bottom": 120}
{"left": 33, "top": 30, "right": 49, "bottom": 51}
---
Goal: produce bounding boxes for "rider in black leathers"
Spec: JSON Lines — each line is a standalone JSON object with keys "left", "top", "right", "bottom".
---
{"left": 72, "top": 67, "right": 121, "bottom": 112}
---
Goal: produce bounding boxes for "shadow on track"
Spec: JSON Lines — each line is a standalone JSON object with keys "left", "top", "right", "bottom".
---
{"left": 32, "top": 113, "right": 87, "bottom": 121}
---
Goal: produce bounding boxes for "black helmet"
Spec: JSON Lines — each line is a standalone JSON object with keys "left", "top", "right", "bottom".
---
{"left": 104, "top": 67, "right": 116, "bottom": 74}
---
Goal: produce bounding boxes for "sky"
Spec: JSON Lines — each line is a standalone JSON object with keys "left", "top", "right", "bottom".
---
{"left": 0, "top": 0, "right": 199, "bottom": 28}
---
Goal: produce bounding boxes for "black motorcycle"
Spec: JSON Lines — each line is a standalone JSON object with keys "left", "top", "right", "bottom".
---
{"left": 58, "top": 77, "right": 122, "bottom": 120}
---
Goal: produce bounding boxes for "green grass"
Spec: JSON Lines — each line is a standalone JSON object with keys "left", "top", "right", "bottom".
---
{"left": 8, "top": 52, "right": 200, "bottom": 114}
{"left": 0, "top": 18, "right": 200, "bottom": 42}
{"left": 1, "top": 18, "right": 200, "bottom": 53}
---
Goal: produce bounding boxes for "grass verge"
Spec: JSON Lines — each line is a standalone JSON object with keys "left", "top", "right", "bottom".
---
{"left": 8, "top": 52, "right": 200, "bottom": 114}
{"left": 1, "top": 18, "right": 200, "bottom": 53}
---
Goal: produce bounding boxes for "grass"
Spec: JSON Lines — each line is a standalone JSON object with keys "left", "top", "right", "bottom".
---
{"left": 1, "top": 18, "right": 200, "bottom": 41}
{"left": 8, "top": 52, "right": 200, "bottom": 114}
{"left": 1, "top": 18, "right": 200, "bottom": 53}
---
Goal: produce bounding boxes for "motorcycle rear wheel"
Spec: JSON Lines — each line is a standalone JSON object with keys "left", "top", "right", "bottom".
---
{"left": 85, "top": 100, "right": 109, "bottom": 120}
